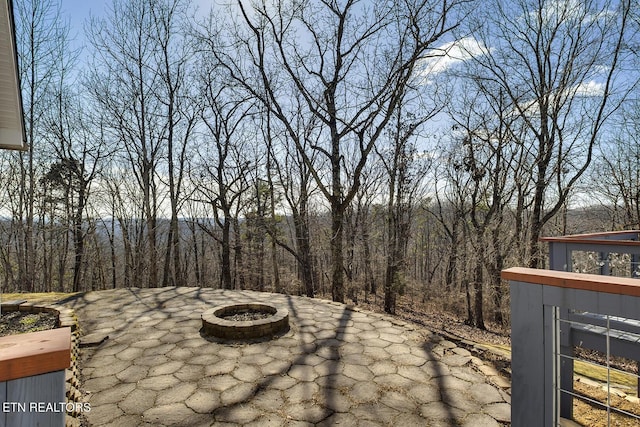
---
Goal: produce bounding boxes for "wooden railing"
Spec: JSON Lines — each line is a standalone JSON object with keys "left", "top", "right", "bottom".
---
{"left": 543, "top": 230, "right": 640, "bottom": 420}
{"left": 0, "top": 327, "right": 71, "bottom": 427}
{"left": 541, "top": 230, "right": 640, "bottom": 277}
{"left": 503, "top": 267, "right": 640, "bottom": 426}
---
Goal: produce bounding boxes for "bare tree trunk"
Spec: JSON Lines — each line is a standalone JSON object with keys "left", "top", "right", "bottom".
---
{"left": 232, "top": 217, "right": 245, "bottom": 290}
{"left": 119, "top": 218, "right": 133, "bottom": 288}
{"left": 527, "top": 179, "right": 546, "bottom": 268}
{"left": 186, "top": 221, "right": 201, "bottom": 286}
{"left": 269, "top": 212, "right": 280, "bottom": 293}
{"left": 473, "top": 257, "right": 485, "bottom": 330}
{"left": 384, "top": 183, "right": 400, "bottom": 314}
{"left": 330, "top": 200, "right": 345, "bottom": 303}
{"left": 464, "top": 278, "right": 473, "bottom": 326}
{"left": 362, "top": 222, "right": 375, "bottom": 296}
{"left": 221, "top": 219, "right": 232, "bottom": 290}
{"left": 490, "top": 226, "right": 505, "bottom": 324}
{"left": 109, "top": 216, "right": 117, "bottom": 289}
{"left": 384, "top": 264, "right": 398, "bottom": 314}
{"left": 292, "top": 207, "right": 314, "bottom": 297}
{"left": 468, "top": 0, "right": 632, "bottom": 270}
{"left": 445, "top": 222, "right": 459, "bottom": 292}
{"left": 71, "top": 184, "right": 87, "bottom": 292}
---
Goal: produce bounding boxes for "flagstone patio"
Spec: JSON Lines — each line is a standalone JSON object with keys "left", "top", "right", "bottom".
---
{"left": 64, "top": 287, "right": 511, "bottom": 426}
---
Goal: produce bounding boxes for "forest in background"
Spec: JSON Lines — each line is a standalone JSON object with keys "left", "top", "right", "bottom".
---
{"left": 2, "top": 0, "right": 639, "bottom": 330}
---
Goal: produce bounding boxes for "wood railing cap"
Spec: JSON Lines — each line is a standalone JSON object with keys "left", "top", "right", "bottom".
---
{"left": 540, "top": 230, "right": 640, "bottom": 245}
{"left": 0, "top": 327, "right": 71, "bottom": 382}
{"left": 502, "top": 267, "right": 640, "bottom": 297}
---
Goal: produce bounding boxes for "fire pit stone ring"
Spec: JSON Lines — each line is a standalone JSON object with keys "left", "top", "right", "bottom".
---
{"left": 201, "top": 302, "right": 289, "bottom": 340}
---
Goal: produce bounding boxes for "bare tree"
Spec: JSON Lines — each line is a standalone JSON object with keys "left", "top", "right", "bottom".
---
{"left": 259, "top": 107, "right": 282, "bottom": 293}
{"left": 447, "top": 83, "right": 525, "bottom": 327}
{"left": 12, "top": 0, "right": 69, "bottom": 291}
{"left": 595, "top": 103, "right": 640, "bottom": 229}
{"left": 88, "top": 0, "right": 197, "bottom": 287}
{"left": 42, "top": 81, "right": 110, "bottom": 292}
{"left": 269, "top": 102, "right": 322, "bottom": 297}
{"left": 342, "top": 158, "right": 384, "bottom": 302}
{"left": 377, "top": 105, "right": 432, "bottom": 314}
{"left": 191, "top": 57, "right": 255, "bottom": 290}
{"left": 465, "top": 0, "right": 633, "bottom": 267}
{"left": 147, "top": 0, "right": 199, "bottom": 288}
{"left": 202, "top": 0, "right": 462, "bottom": 302}
{"left": 431, "top": 142, "right": 474, "bottom": 323}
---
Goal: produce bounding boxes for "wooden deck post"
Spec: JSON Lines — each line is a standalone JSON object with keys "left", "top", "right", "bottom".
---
{"left": 0, "top": 328, "right": 71, "bottom": 427}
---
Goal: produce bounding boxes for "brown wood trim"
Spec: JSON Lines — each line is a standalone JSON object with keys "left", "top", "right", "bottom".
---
{"left": 540, "top": 230, "right": 640, "bottom": 244}
{"left": 502, "top": 267, "right": 640, "bottom": 297}
{"left": 0, "top": 327, "right": 71, "bottom": 382}
{"left": 539, "top": 237, "right": 640, "bottom": 246}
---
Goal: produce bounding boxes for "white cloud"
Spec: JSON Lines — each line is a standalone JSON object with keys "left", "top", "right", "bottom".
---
{"left": 419, "top": 37, "right": 488, "bottom": 76}
{"left": 573, "top": 80, "right": 605, "bottom": 97}
{"left": 537, "top": 0, "right": 584, "bottom": 26}
{"left": 535, "top": 0, "right": 615, "bottom": 28}
{"left": 510, "top": 79, "right": 606, "bottom": 120}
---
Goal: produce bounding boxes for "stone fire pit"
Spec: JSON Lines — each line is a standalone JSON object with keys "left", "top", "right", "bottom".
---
{"left": 201, "top": 303, "right": 289, "bottom": 340}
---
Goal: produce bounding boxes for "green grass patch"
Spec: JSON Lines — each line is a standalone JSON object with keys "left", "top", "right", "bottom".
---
{"left": 574, "top": 359, "right": 638, "bottom": 390}
{"left": 1, "top": 292, "right": 79, "bottom": 305}
{"left": 477, "top": 342, "right": 637, "bottom": 390}
{"left": 19, "top": 314, "right": 39, "bottom": 327}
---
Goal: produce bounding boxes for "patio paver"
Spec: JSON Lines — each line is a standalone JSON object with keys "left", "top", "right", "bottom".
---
{"left": 65, "top": 288, "right": 511, "bottom": 426}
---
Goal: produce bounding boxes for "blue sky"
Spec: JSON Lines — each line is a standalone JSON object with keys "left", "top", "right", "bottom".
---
{"left": 56, "top": 0, "right": 613, "bottom": 118}
{"left": 57, "top": 0, "right": 213, "bottom": 64}
{"left": 60, "top": 0, "right": 105, "bottom": 36}
{"left": 59, "top": 0, "right": 213, "bottom": 28}
{"left": 59, "top": 0, "right": 106, "bottom": 58}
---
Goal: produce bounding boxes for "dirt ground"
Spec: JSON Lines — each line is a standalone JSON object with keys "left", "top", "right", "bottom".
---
{"left": 574, "top": 381, "right": 640, "bottom": 426}
{"left": 0, "top": 310, "right": 58, "bottom": 337}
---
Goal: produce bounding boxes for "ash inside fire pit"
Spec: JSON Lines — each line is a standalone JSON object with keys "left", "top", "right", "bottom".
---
{"left": 220, "top": 310, "right": 273, "bottom": 322}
